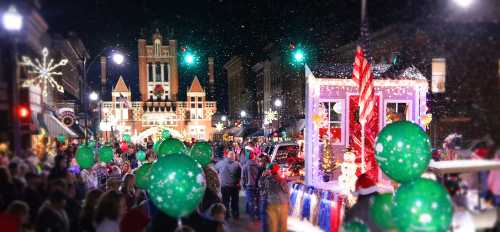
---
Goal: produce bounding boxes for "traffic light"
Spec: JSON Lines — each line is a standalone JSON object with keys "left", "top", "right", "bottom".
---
{"left": 289, "top": 42, "right": 306, "bottom": 65}
{"left": 16, "top": 105, "right": 30, "bottom": 123}
{"left": 181, "top": 47, "right": 197, "bottom": 66}
{"left": 293, "top": 49, "right": 305, "bottom": 63}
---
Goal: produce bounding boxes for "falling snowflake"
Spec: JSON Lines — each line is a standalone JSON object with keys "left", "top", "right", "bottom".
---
{"left": 264, "top": 108, "right": 278, "bottom": 125}
{"left": 20, "top": 47, "right": 68, "bottom": 96}
{"left": 215, "top": 122, "right": 224, "bottom": 132}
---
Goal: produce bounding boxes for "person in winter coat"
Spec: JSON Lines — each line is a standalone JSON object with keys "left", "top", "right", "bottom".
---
{"left": 242, "top": 153, "right": 260, "bottom": 219}
{"left": 259, "top": 164, "right": 289, "bottom": 232}
{"left": 214, "top": 151, "right": 241, "bottom": 219}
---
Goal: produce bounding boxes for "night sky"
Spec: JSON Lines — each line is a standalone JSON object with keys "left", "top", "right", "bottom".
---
{"left": 41, "top": 0, "right": 434, "bottom": 103}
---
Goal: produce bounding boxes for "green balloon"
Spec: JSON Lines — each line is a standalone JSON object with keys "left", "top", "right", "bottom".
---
{"left": 99, "top": 146, "right": 114, "bottom": 163}
{"left": 370, "top": 193, "right": 396, "bottom": 230}
{"left": 162, "top": 129, "right": 171, "bottom": 139}
{"left": 123, "top": 134, "right": 131, "bottom": 143}
{"left": 342, "top": 219, "right": 369, "bottom": 232}
{"left": 188, "top": 141, "right": 212, "bottom": 166}
{"left": 76, "top": 145, "right": 95, "bottom": 169}
{"left": 153, "top": 140, "right": 163, "bottom": 154}
{"left": 158, "top": 138, "right": 187, "bottom": 158}
{"left": 392, "top": 178, "right": 453, "bottom": 232}
{"left": 148, "top": 153, "right": 206, "bottom": 218}
{"left": 135, "top": 163, "right": 153, "bottom": 189}
{"left": 87, "top": 140, "right": 96, "bottom": 148}
{"left": 375, "top": 121, "right": 431, "bottom": 183}
{"left": 56, "top": 134, "right": 65, "bottom": 143}
{"left": 136, "top": 150, "right": 146, "bottom": 161}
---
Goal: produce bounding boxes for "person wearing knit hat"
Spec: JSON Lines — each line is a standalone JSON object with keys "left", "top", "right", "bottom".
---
{"left": 344, "top": 174, "right": 383, "bottom": 232}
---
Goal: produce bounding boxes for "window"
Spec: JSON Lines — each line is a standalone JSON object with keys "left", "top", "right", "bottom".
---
{"left": 191, "top": 103, "right": 195, "bottom": 108}
{"left": 148, "top": 63, "right": 153, "bottom": 81}
{"left": 115, "top": 103, "right": 120, "bottom": 108}
{"left": 318, "top": 101, "right": 342, "bottom": 143}
{"left": 386, "top": 102, "right": 408, "bottom": 124}
{"left": 155, "top": 64, "right": 162, "bottom": 82}
{"left": 198, "top": 97, "right": 202, "bottom": 101}
{"left": 198, "top": 103, "right": 202, "bottom": 108}
{"left": 431, "top": 58, "right": 446, "bottom": 93}
{"left": 191, "top": 97, "right": 195, "bottom": 102}
{"left": 154, "top": 39, "right": 161, "bottom": 56}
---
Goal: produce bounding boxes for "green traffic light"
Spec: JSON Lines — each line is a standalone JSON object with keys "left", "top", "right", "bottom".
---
{"left": 184, "top": 52, "right": 195, "bottom": 65}
{"left": 293, "top": 49, "right": 305, "bottom": 63}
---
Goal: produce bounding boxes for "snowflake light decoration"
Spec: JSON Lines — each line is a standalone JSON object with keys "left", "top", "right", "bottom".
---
{"left": 20, "top": 47, "right": 68, "bottom": 96}
{"left": 264, "top": 108, "right": 278, "bottom": 125}
{"left": 215, "top": 122, "right": 224, "bottom": 132}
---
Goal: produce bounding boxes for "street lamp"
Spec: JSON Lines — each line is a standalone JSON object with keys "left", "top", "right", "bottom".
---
{"left": 221, "top": 115, "right": 227, "bottom": 121}
{"left": 89, "top": 91, "right": 99, "bottom": 101}
{"left": 274, "top": 99, "right": 282, "bottom": 108}
{"left": 81, "top": 48, "right": 126, "bottom": 142}
{"left": 453, "top": 0, "right": 474, "bottom": 8}
{"left": 2, "top": 6, "right": 22, "bottom": 32}
{"left": 240, "top": 110, "right": 247, "bottom": 118}
{"left": 3, "top": 5, "right": 23, "bottom": 156}
{"left": 112, "top": 52, "right": 124, "bottom": 65}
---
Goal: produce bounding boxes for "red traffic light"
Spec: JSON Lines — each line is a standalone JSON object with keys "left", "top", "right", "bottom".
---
{"left": 17, "top": 105, "right": 30, "bottom": 119}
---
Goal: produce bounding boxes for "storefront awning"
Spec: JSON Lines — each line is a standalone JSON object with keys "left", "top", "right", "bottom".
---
{"left": 43, "top": 113, "right": 78, "bottom": 138}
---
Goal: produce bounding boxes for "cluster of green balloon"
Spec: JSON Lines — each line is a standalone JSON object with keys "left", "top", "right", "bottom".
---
{"left": 373, "top": 121, "right": 452, "bottom": 231}
{"left": 136, "top": 150, "right": 146, "bottom": 161}
{"left": 123, "top": 134, "right": 131, "bottom": 143}
{"left": 341, "top": 219, "right": 369, "bottom": 232}
{"left": 76, "top": 144, "right": 95, "bottom": 169}
{"left": 135, "top": 162, "right": 153, "bottom": 189}
{"left": 375, "top": 121, "right": 432, "bottom": 183}
{"left": 148, "top": 153, "right": 206, "bottom": 218}
{"left": 188, "top": 141, "right": 212, "bottom": 167}
{"left": 158, "top": 138, "right": 187, "bottom": 158}
{"left": 56, "top": 134, "right": 65, "bottom": 143}
{"left": 98, "top": 146, "right": 114, "bottom": 163}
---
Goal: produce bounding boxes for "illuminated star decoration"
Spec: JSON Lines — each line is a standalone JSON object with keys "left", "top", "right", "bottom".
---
{"left": 215, "top": 122, "right": 224, "bottom": 132}
{"left": 20, "top": 47, "right": 68, "bottom": 96}
{"left": 264, "top": 108, "right": 278, "bottom": 125}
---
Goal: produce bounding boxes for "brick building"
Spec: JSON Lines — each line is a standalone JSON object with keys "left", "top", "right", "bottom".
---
{"left": 100, "top": 31, "right": 216, "bottom": 142}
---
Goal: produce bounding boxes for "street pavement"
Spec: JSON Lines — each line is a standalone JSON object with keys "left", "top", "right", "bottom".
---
{"left": 226, "top": 191, "right": 321, "bottom": 232}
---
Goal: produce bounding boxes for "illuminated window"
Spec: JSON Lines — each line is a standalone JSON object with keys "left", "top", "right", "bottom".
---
{"left": 431, "top": 58, "right": 446, "bottom": 93}
{"left": 319, "top": 101, "right": 343, "bottom": 143}
{"left": 386, "top": 102, "right": 408, "bottom": 124}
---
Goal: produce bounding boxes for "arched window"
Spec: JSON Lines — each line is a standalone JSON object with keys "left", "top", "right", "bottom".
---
{"left": 154, "top": 39, "right": 161, "bottom": 56}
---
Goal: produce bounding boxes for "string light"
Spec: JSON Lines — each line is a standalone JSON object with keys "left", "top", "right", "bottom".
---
{"left": 20, "top": 47, "right": 68, "bottom": 96}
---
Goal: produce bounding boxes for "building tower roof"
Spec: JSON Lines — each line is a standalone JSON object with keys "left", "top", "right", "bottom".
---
{"left": 189, "top": 76, "right": 204, "bottom": 93}
{"left": 113, "top": 76, "right": 129, "bottom": 92}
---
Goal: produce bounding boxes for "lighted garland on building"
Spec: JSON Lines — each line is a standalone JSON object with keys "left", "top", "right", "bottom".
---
{"left": 20, "top": 47, "right": 68, "bottom": 96}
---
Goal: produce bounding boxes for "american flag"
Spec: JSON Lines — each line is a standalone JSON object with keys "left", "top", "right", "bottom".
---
{"left": 119, "top": 93, "right": 130, "bottom": 108}
{"left": 352, "top": 46, "right": 376, "bottom": 175}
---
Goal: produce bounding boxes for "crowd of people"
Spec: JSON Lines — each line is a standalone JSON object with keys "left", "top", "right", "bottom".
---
{"left": 0, "top": 138, "right": 290, "bottom": 232}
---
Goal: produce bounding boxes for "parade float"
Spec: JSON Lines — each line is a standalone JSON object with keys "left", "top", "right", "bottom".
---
{"left": 289, "top": 54, "right": 433, "bottom": 231}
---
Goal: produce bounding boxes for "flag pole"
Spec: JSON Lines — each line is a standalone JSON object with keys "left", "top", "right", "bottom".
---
{"left": 361, "top": 121, "right": 366, "bottom": 173}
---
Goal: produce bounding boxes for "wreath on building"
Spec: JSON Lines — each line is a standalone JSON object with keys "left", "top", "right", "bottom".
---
{"left": 153, "top": 84, "right": 164, "bottom": 97}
